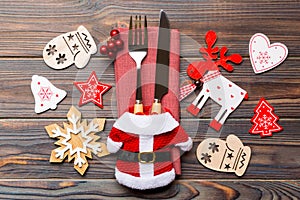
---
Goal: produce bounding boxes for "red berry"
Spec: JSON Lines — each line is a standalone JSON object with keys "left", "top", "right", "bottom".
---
{"left": 115, "top": 39, "right": 124, "bottom": 49}
{"left": 110, "top": 29, "right": 120, "bottom": 39}
{"left": 107, "top": 40, "right": 115, "bottom": 51}
{"left": 99, "top": 45, "right": 108, "bottom": 55}
{"left": 107, "top": 51, "right": 116, "bottom": 59}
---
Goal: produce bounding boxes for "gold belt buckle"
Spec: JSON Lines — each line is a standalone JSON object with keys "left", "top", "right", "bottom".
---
{"left": 138, "top": 152, "right": 156, "bottom": 164}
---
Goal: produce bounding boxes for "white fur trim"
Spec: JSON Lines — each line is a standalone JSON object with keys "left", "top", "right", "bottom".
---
{"left": 115, "top": 168, "right": 175, "bottom": 190}
{"left": 114, "top": 112, "right": 179, "bottom": 136}
{"left": 107, "top": 137, "right": 123, "bottom": 153}
{"left": 175, "top": 137, "right": 193, "bottom": 152}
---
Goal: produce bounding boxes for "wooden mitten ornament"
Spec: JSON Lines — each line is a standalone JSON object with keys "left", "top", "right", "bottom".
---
{"left": 249, "top": 33, "right": 288, "bottom": 74}
{"left": 45, "top": 106, "right": 109, "bottom": 175}
{"left": 184, "top": 30, "right": 248, "bottom": 131}
{"left": 31, "top": 75, "right": 67, "bottom": 114}
{"left": 43, "top": 25, "right": 97, "bottom": 70}
{"left": 196, "top": 134, "right": 251, "bottom": 176}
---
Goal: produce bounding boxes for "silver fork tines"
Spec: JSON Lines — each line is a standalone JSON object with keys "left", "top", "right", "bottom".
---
{"left": 129, "top": 16, "right": 148, "bottom": 50}
{"left": 128, "top": 15, "right": 148, "bottom": 106}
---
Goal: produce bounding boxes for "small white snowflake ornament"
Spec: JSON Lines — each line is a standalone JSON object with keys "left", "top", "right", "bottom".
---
{"left": 43, "top": 25, "right": 97, "bottom": 70}
{"left": 31, "top": 75, "right": 67, "bottom": 113}
{"left": 45, "top": 106, "right": 109, "bottom": 175}
{"left": 249, "top": 33, "right": 288, "bottom": 74}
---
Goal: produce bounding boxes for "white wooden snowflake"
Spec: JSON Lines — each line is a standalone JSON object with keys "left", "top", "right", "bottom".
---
{"left": 45, "top": 106, "right": 109, "bottom": 175}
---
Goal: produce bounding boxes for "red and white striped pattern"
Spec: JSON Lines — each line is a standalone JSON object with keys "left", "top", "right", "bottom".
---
{"left": 179, "top": 83, "right": 196, "bottom": 101}
{"left": 200, "top": 71, "right": 221, "bottom": 83}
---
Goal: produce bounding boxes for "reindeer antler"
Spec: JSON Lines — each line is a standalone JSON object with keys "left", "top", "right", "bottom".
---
{"left": 199, "top": 30, "right": 219, "bottom": 60}
{"left": 186, "top": 30, "right": 243, "bottom": 81}
{"left": 215, "top": 47, "right": 243, "bottom": 72}
{"left": 199, "top": 30, "right": 243, "bottom": 72}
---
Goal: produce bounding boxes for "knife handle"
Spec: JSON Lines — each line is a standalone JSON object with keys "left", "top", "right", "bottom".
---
{"left": 134, "top": 100, "right": 143, "bottom": 114}
{"left": 151, "top": 99, "right": 161, "bottom": 114}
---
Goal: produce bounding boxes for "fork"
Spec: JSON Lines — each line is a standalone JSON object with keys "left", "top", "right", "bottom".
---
{"left": 128, "top": 15, "right": 148, "bottom": 114}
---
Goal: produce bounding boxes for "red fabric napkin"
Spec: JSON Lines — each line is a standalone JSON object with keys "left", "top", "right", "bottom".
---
{"left": 114, "top": 27, "right": 180, "bottom": 121}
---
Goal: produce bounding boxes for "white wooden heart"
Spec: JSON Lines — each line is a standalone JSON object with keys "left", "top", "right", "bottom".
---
{"left": 249, "top": 33, "right": 288, "bottom": 74}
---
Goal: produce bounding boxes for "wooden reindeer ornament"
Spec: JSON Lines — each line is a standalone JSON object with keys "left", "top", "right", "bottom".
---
{"left": 186, "top": 30, "right": 248, "bottom": 131}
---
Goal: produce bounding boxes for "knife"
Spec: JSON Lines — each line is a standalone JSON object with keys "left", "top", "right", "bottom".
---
{"left": 151, "top": 10, "right": 171, "bottom": 114}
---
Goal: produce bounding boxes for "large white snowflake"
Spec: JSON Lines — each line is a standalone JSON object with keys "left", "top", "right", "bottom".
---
{"left": 258, "top": 114, "right": 273, "bottom": 129}
{"left": 45, "top": 106, "right": 109, "bottom": 175}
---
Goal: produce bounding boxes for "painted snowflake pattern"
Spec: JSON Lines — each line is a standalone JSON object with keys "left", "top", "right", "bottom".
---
{"left": 208, "top": 142, "right": 219, "bottom": 153}
{"left": 85, "top": 84, "right": 100, "bottom": 98}
{"left": 56, "top": 53, "right": 67, "bottom": 64}
{"left": 46, "top": 45, "right": 57, "bottom": 56}
{"left": 257, "top": 51, "right": 271, "bottom": 65}
{"left": 258, "top": 114, "right": 273, "bottom": 129}
{"left": 45, "top": 106, "right": 109, "bottom": 175}
{"left": 38, "top": 87, "right": 53, "bottom": 101}
{"left": 201, "top": 153, "right": 212, "bottom": 164}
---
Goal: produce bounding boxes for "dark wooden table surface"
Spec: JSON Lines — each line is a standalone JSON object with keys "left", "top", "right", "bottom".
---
{"left": 0, "top": 0, "right": 299, "bottom": 199}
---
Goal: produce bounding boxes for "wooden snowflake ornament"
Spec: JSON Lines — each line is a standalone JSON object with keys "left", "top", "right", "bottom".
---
{"left": 45, "top": 106, "right": 109, "bottom": 175}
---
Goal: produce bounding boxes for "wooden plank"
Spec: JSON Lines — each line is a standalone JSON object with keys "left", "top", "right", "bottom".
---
{"left": 0, "top": 58, "right": 299, "bottom": 118}
{"left": 0, "top": 0, "right": 299, "bottom": 57}
{"left": 0, "top": 179, "right": 298, "bottom": 199}
{"left": 0, "top": 119, "right": 299, "bottom": 179}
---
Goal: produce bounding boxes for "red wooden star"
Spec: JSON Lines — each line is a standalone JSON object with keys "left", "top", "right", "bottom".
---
{"left": 74, "top": 71, "right": 111, "bottom": 108}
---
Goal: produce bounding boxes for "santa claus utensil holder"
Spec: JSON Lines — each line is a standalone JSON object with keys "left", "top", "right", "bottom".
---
{"left": 107, "top": 11, "right": 193, "bottom": 190}
{"left": 107, "top": 110, "right": 192, "bottom": 190}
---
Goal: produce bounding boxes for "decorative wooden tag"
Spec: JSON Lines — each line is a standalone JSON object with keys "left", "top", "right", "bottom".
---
{"left": 31, "top": 75, "right": 67, "bottom": 114}
{"left": 45, "top": 106, "right": 109, "bottom": 175}
{"left": 249, "top": 33, "right": 288, "bottom": 74}
{"left": 43, "top": 25, "right": 97, "bottom": 70}
{"left": 196, "top": 134, "right": 251, "bottom": 177}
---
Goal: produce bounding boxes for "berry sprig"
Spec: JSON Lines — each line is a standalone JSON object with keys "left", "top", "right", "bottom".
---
{"left": 100, "top": 29, "right": 124, "bottom": 59}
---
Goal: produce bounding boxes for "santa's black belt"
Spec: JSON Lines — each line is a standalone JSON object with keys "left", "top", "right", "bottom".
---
{"left": 117, "top": 150, "right": 171, "bottom": 164}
